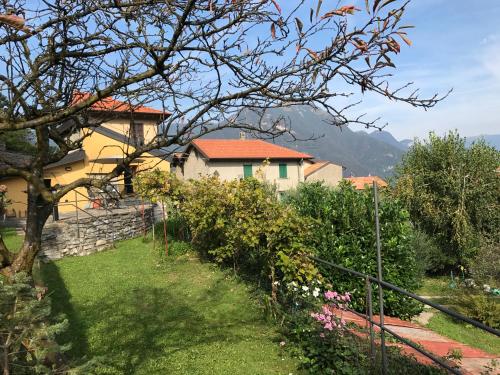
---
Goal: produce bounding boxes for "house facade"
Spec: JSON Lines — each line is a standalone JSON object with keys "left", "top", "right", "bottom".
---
{"left": 1, "top": 94, "right": 170, "bottom": 218}
{"left": 173, "top": 139, "right": 343, "bottom": 192}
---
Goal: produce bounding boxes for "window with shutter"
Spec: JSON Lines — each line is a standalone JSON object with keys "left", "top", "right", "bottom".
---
{"left": 243, "top": 164, "right": 253, "bottom": 178}
{"left": 132, "top": 123, "right": 144, "bottom": 146}
{"left": 279, "top": 163, "right": 287, "bottom": 179}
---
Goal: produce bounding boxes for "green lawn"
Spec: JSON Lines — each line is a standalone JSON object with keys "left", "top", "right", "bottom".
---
{"left": 0, "top": 227, "right": 23, "bottom": 251}
{"left": 417, "top": 277, "right": 499, "bottom": 356}
{"left": 426, "top": 312, "right": 500, "bottom": 355}
{"left": 417, "top": 276, "right": 454, "bottom": 297}
{"left": 36, "top": 238, "right": 298, "bottom": 374}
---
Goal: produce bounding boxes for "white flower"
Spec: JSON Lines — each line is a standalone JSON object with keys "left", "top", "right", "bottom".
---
{"left": 273, "top": 281, "right": 280, "bottom": 285}
{"left": 313, "top": 288, "right": 320, "bottom": 298}
{"left": 302, "top": 285, "right": 309, "bottom": 291}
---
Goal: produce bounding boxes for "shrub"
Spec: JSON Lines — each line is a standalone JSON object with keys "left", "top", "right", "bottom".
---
{"left": 285, "top": 181, "right": 423, "bottom": 319}
{"left": 469, "top": 237, "right": 500, "bottom": 286}
{"left": 136, "top": 172, "right": 321, "bottom": 296}
{"left": 451, "top": 292, "right": 500, "bottom": 329}
{"left": 409, "top": 229, "right": 450, "bottom": 275}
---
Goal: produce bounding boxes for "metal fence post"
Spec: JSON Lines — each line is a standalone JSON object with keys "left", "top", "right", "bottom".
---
{"left": 75, "top": 191, "right": 80, "bottom": 239}
{"left": 366, "top": 276, "right": 375, "bottom": 366}
{"left": 373, "top": 181, "right": 387, "bottom": 375}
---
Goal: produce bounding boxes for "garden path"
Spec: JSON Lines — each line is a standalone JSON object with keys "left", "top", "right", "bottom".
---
{"left": 334, "top": 309, "right": 499, "bottom": 374}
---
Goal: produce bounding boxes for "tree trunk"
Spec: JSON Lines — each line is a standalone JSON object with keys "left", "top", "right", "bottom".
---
{"left": 1, "top": 183, "right": 53, "bottom": 279}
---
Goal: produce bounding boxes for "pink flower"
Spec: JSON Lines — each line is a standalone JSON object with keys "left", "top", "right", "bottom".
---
{"left": 324, "top": 290, "right": 334, "bottom": 300}
{"left": 319, "top": 332, "right": 325, "bottom": 338}
{"left": 324, "top": 290, "right": 338, "bottom": 300}
{"left": 324, "top": 322, "right": 333, "bottom": 331}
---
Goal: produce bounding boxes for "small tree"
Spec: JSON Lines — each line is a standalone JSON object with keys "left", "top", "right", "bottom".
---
{"left": 393, "top": 131, "right": 500, "bottom": 271}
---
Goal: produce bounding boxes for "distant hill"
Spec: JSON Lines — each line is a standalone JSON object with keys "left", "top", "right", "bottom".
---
{"left": 365, "top": 130, "right": 408, "bottom": 151}
{"left": 201, "top": 106, "right": 405, "bottom": 178}
{"left": 367, "top": 131, "right": 500, "bottom": 151}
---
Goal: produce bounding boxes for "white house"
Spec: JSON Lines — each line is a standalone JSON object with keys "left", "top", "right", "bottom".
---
{"left": 173, "top": 139, "right": 343, "bottom": 193}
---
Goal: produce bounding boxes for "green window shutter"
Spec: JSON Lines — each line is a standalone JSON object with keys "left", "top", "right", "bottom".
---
{"left": 243, "top": 164, "right": 253, "bottom": 178}
{"left": 279, "top": 163, "right": 287, "bottom": 178}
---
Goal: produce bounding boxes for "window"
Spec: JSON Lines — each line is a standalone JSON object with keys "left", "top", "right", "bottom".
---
{"left": 132, "top": 123, "right": 144, "bottom": 146}
{"left": 243, "top": 164, "right": 253, "bottom": 178}
{"left": 279, "top": 163, "right": 288, "bottom": 179}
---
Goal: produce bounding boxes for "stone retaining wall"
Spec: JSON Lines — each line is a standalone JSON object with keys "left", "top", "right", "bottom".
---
{"left": 40, "top": 205, "right": 154, "bottom": 260}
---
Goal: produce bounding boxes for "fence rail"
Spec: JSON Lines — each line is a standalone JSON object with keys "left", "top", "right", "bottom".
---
{"left": 308, "top": 181, "right": 499, "bottom": 375}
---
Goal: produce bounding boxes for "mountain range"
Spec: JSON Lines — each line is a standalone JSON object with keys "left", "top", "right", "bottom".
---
{"left": 199, "top": 106, "right": 499, "bottom": 178}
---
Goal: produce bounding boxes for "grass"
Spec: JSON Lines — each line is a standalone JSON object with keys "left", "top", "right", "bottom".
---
{"left": 417, "top": 276, "right": 454, "bottom": 297}
{"left": 36, "top": 238, "right": 298, "bottom": 374}
{"left": 0, "top": 227, "right": 23, "bottom": 250}
{"left": 417, "top": 276, "right": 499, "bottom": 356}
{"left": 426, "top": 312, "right": 500, "bottom": 355}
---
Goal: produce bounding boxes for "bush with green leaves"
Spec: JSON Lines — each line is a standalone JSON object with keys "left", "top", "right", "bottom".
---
{"left": 469, "top": 237, "right": 500, "bottom": 286}
{"left": 451, "top": 292, "right": 500, "bottom": 329}
{"left": 409, "top": 229, "right": 446, "bottom": 276}
{"left": 0, "top": 273, "right": 95, "bottom": 374}
{"left": 285, "top": 181, "right": 423, "bottom": 319}
{"left": 181, "top": 176, "right": 320, "bottom": 291}
{"left": 134, "top": 172, "right": 320, "bottom": 296}
{"left": 393, "top": 131, "right": 500, "bottom": 271}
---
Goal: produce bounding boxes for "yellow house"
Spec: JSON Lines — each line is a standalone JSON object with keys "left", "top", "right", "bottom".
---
{"left": 1, "top": 95, "right": 170, "bottom": 218}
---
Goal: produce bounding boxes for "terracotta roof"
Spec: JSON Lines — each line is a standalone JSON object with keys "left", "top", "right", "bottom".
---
{"left": 191, "top": 139, "right": 313, "bottom": 160}
{"left": 304, "top": 161, "right": 330, "bottom": 177}
{"left": 345, "top": 176, "right": 388, "bottom": 190}
{"left": 72, "top": 92, "right": 169, "bottom": 116}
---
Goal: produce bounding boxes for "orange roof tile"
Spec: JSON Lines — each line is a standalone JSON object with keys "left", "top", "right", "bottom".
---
{"left": 72, "top": 92, "right": 169, "bottom": 116}
{"left": 304, "top": 161, "right": 329, "bottom": 177}
{"left": 345, "top": 176, "right": 388, "bottom": 190}
{"left": 191, "top": 139, "right": 313, "bottom": 160}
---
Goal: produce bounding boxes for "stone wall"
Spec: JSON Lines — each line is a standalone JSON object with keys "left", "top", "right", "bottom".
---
{"left": 40, "top": 205, "right": 154, "bottom": 260}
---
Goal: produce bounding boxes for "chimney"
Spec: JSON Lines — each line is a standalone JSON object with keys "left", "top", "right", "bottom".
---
{"left": 239, "top": 131, "right": 246, "bottom": 140}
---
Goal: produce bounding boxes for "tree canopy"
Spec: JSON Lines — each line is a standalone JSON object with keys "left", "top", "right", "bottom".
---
{"left": 394, "top": 131, "right": 500, "bottom": 270}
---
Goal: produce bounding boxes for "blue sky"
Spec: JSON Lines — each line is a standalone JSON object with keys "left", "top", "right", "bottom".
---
{"left": 344, "top": 0, "right": 500, "bottom": 140}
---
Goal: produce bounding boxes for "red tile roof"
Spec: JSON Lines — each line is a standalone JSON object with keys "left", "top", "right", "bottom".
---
{"left": 304, "top": 161, "right": 330, "bottom": 177}
{"left": 345, "top": 176, "right": 388, "bottom": 190}
{"left": 72, "top": 92, "right": 169, "bottom": 116}
{"left": 191, "top": 139, "right": 313, "bottom": 160}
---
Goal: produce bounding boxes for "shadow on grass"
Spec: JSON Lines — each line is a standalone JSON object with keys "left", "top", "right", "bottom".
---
{"left": 38, "top": 262, "right": 90, "bottom": 359}
{"left": 39, "top": 261, "right": 267, "bottom": 374}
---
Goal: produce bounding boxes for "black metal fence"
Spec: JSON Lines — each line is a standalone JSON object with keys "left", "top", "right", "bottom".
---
{"left": 309, "top": 182, "right": 500, "bottom": 375}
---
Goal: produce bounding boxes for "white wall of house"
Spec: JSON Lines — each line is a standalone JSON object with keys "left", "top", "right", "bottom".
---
{"left": 177, "top": 149, "right": 209, "bottom": 180}
{"left": 207, "top": 160, "right": 305, "bottom": 192}
{"left": 305, "top": 163, "right": 343, "bottom": 186}
{"left": 177, "top": 150, "right": 307, "bottom": 192}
